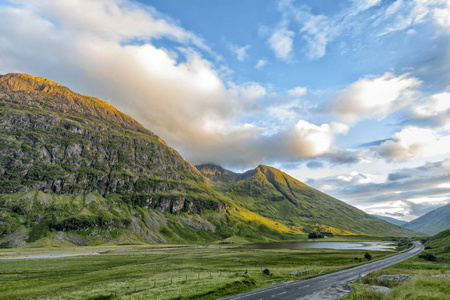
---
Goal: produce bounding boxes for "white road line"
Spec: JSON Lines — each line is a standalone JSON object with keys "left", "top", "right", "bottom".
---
{"left": 271, "top": 291, "right": 287, "bottom": 297}
{"left": 298, "top": 285, "right": 310, "bottom": 289}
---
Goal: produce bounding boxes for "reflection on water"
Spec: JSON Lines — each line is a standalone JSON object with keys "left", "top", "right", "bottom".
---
{"left": 241, "top": 241, "right": 395, "bottom": 251}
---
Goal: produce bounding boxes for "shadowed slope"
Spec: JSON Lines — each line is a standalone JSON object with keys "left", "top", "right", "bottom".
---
{"left": 402, "top": 203, "right": 450, "bottom": 235}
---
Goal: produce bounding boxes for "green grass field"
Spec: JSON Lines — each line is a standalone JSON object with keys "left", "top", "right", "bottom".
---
{"left": 0, "top": 244, "right": 394, "bottom": 300}
{"left": 345, "top": 231, "right": 450, "bottom": 300}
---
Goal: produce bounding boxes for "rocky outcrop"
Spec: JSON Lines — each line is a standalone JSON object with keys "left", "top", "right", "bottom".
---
{"left": 196, "top": 164, "right": 256, "bottom": 183}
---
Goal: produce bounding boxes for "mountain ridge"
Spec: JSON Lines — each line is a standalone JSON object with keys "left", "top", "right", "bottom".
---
{"left": 196, "top": 164, "right": 418, "bottom": 237}
{"left": 0, "top": 73, "right": 154, "bottom": 136}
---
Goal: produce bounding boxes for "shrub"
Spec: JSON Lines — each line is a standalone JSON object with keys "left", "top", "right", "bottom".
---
{"left": 365, "top": 252, "right": 372, "bottom": 261}
{"left": 418, "top": 252, "right": 437, "bottom": 261}
{"left": 308, "top": 232, "right": 318, "bottom": 239}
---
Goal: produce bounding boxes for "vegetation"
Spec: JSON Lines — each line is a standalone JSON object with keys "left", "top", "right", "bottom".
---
{"left": 346, "top": 230, "right": 450, "bottom": 299}
{"left": 0, "top": 245, "right": 395, "bottom": 300}
{"left": 198, "top": 164, "right": 421, "bottom": 237}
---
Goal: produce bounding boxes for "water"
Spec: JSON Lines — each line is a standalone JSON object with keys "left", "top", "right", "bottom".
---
{"left": 241, "top": 241, "right": 395, "bottom": 251}
{"left": 0, "top": 252, "right": 100, "bottom": 260}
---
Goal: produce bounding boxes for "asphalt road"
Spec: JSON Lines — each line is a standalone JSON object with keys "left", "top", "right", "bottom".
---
{"left": 222, "top": 241, "right": 424, "bottom": 300}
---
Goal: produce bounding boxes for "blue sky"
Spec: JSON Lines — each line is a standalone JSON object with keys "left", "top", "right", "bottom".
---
{"left": 0, "top": 0, "right": 449, "bottom": 221}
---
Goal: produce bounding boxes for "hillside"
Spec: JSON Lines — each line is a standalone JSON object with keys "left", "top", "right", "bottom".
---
{"left": 196, "top": 164, "right": 417, "bottom": 237}
{"left": 372, "top": 215, "right": 407, "bottom": 226}
{"left": 402, "top": 203, "right": 450, "bottom": 235}
{"left": 0, "top": 73, "right": 420, "bottom": 247}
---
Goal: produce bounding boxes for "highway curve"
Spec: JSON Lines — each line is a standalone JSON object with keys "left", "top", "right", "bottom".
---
{"left": 222, "top": 241, "right": 424, "bottom": 300}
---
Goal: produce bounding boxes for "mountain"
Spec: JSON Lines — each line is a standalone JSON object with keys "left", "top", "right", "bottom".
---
{"left": 1, "top": 73, "right": 302, "bottom": 247}
{"left": 372, "top": 215, "right": 407, "bottom": 226}
{"left": 196, "top": 164, "right": 416, "bottom": 237}
{"left": 402, "top": 203, "right": 450, "bottom": 235}
{"left": 0, "top": 73, "right": 420, "bottom": 247}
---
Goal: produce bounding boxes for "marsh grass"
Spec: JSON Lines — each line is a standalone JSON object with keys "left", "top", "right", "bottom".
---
{"left": 0, "top": 245, "right": 392, "bottom": 299}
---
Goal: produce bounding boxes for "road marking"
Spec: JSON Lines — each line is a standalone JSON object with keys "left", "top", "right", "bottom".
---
{"left": 271, "top": 292, "right": 286, "bottom": 297}
{"left": 298, "top": 285, "right": 310, "bottom": 289}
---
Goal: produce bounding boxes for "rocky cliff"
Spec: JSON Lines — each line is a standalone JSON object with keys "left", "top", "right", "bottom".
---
{"left": 0, "top": 73, "right": 223, "bottom": 214}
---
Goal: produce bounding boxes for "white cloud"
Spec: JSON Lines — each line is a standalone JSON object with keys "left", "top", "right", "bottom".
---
{"left": 374, "top": 126, "right": 450, "bottom": 161}
{"left": 268, "top": 28, "right": 295, "bottom": 61}
{"left": 298, "top": 13, "right": 334, "bottom": 60}
{"left": 229, "top": 44, "right": 251, "bottom": 62}
{"left": 413, "top": 90, "right": 450, "bottom": 117}
{"left": 433, "top": 0, "right": 450, "bottom": 28}
{"left": 255, "top": 59, "right": 268, "bottom": 69}
{"left": 287, "top": 86, "right": 307, "bottom": 98}
{"left": 284, "top": 121, "right": 349, "bottom": 158}
{"left": 270, "top": 0, "right": 450, "bottom": 60}
{"left": 332, "top": 73, "right": 422, "bottom": 123}
{"left": 306, "top": 158, "right": 450, "bottom": 220}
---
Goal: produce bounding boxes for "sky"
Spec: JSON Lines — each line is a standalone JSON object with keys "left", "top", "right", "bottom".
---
{"left": 0, "top": 0, "right": 449, "bottom": 221}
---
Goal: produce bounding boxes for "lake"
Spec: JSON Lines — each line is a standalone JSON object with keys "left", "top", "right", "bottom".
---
{"left": 241, "top": 241, "right": 396, "bottom": 251}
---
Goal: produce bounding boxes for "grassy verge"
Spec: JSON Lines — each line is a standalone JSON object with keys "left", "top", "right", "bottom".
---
{"left": 345, "top": 255, "right": 450, "bottom": 300}
{"left": 0, "top": 245, "right": 393, "bottom": 299}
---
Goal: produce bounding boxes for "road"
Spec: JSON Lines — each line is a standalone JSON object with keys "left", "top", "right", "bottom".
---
{"left": 222, "top": 241, "right": 424, "bottom": 300}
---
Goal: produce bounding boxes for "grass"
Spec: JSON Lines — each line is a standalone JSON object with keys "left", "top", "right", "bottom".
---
{"left": 0, "top": 244, "right": 394, "bottom": 299}
{"left": 345, "top": 232, "right": 450, "bottom": 300}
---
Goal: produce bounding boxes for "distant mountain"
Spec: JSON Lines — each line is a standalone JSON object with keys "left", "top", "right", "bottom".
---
{"left": 372, "top": 215, "right": 407, "bottom": 226}
{"left": 196, "top": 164, "right": 417, "bottom": 237}
{"left": 402, "top": 203, "right": 450, "bottom": 235}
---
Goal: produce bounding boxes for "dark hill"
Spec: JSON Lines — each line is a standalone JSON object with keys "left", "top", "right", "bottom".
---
{"left": 402, "top": 203, "right": 450, "bottom": 235}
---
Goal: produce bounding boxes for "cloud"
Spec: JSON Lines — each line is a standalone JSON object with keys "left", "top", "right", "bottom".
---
{"left": 283, "top": 121, "right": 349, "bottom": 158}
{"left": 255, "top": 59, "right": 268, "bottom": 69}
{"left": 307, "top": 158, "right": 450, "bottom": 220}
{"left": 287, "top": 86, "right": 307, "bottom": 98}
{"left": 229, "top": 44, "right": 251, "bottom": 62}
{"left": 372, "top": 126, "right": 450, "bottom": 162}
{"left": 433, "top": 0, "right": 450, "bottom": 29}
{"left": 306, "top": 161, "right": 324, "bottom": 169}
{"left": 267, "top": 28, "right": 295, "bottom": 61}
{"left": 408, "top": 90, "right": 450, "bottom": 129}
{"left": 331, "top": 73, "right": 421, "bottom": 123}
{"left": 268, "top": 0, "right": 450, "bottom": 61}
{"left": 0, "top": 0, "right": 354, "bottom": 169}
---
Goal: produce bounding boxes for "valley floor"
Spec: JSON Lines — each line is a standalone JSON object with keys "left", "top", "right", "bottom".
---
{"left": 0, "top": 243, "right": 395, "bottom": 300}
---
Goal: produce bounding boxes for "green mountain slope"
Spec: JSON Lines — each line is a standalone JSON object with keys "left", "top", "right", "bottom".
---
{"left": 196, "top": 164, "right": 418, "bottom": 237}
{"left": 402, "top": 203, "right": 450, "bottom": 235}
{"left": 0, "top": 191, "right": 302, "bottom": 248}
